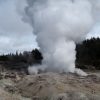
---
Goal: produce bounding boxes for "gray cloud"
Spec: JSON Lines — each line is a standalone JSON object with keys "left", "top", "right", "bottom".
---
{"left": 87, "top": 23, "right": 100, "bottom": 39}
{"left": 0, "top": 0, "right": 37, "bottom": 54}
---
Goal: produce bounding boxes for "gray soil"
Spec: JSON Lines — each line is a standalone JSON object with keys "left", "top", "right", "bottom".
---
{"left": 0, "top": 65, "right": 100, "bottom": 100}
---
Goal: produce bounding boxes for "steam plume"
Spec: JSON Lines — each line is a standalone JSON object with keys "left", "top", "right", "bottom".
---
{"left": 17, "top": 0, "right": 100, "bottom": 75}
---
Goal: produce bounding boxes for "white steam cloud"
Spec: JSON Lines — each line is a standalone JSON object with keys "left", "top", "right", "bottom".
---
{"left": 17, "top": 0, "right": 100, "bottom": 75}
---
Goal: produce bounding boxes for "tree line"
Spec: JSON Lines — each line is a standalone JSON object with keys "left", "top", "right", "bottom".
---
{"left": 0, "top": 49, "right": 43, "bottom": 70}
{"left": 76, "top": 37, "right": 100, "bottom": 70}
{"left": 0, "top": 37, "right": 100, "bottom": 70}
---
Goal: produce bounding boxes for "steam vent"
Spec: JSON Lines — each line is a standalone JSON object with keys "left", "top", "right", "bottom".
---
{"left": 0, "top": 0, "right": 100, "bottom": 100}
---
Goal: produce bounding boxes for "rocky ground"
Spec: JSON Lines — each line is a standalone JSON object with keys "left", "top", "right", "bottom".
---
{"left": 0, "top": 65, "right": 100, "bottom": 100}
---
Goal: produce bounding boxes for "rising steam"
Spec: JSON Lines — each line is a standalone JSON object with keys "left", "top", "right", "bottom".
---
{"left": 17, "top": 0, "right": 100, "bottom": 76}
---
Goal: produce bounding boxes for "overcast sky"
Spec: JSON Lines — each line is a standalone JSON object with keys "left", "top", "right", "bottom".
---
{"left": 0, "top": 0, "right": 100, "bottom": 54}
{"left": 0, "top": 0, "right": 38, "bottom": 54}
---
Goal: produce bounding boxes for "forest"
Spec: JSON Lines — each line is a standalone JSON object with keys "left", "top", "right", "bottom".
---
{"left": 0, "top": 37, "right": 100, "bottom": 71}
{"left": 0, "top": 49, "right": 43, "bottom": 71}
{"left": 76, "top": 37, "right": 100, "bottom": 70}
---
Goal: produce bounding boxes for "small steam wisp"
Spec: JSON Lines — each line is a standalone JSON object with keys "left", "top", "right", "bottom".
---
{"left": 18, "top": 0, "right": 100, "bottom": 76}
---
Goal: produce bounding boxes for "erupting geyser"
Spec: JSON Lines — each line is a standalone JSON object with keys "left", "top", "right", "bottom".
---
{"left": 17, "top": 0, "right": 100, "bottom": 76}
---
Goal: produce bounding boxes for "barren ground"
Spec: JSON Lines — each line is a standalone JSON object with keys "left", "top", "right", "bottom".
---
{"left": 0, "top": 65, "right": 100, "bottom": 100}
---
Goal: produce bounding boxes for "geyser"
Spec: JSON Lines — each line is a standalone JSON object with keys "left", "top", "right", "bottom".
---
{"left": 17, "top": 0, "right": 100, "bottom": 75}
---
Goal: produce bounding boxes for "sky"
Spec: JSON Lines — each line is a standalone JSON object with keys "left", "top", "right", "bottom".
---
{"left": 0, "top": 0, "right": 100, "bottom": 54}
{"left": 0, "top": 0, "right": 38, "bottom": 54}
